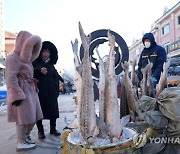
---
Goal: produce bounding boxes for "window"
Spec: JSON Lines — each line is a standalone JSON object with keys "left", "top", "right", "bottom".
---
{"left": 163, "top": 42, "right": 170, "bottom": 53}
{"left": 162, "top": 23, "right": 170, "bottom": 35}
{"left": 178, "top": 15, "right": 180, "bottom": 25}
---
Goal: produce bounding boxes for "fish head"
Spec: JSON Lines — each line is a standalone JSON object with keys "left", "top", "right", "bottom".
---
{"left": 107, "top": 30, "right": 115, "bottom": 51}
{"left": 79, "top": 22, "right": 91, "bottom": 52}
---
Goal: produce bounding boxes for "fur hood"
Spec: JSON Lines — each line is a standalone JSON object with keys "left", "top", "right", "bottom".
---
{"left": 35, "top": 41, "right": 58, "bottom": 65}
{"left": 14, "top": 31, "right": 42, "bottom": 63}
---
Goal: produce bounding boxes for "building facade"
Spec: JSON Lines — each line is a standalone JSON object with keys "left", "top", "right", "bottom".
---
{"left": 129, "top": 1, "right": 180, "bottom": 61}
{"left": 5, "top": 31, "right": 16, "bottom": 54}
{"left": 0, "top": 0, "right": 5, "bottom": 86}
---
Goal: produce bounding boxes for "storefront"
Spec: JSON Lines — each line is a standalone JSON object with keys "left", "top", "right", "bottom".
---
{"left": 167, "top": 40, "right": 180, "bottom": 86}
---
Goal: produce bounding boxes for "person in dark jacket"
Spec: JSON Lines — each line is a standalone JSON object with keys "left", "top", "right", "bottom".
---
{"left": 33, "top": 41, "right": 64, "bottom": 139}
{"left": 137, "top": 33, "right": 167, "bottom": 86}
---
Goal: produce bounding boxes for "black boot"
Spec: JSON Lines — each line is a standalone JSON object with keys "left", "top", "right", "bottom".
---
{"left": 50, "top": 129, "right": 61, "bottom": 136}
{"left": 38, "top": 131, "right": 46, "bottom": 139}
{"left": 50, "top": 119, "right": 61, "bottom": 136}
{"left": 36, "top": 119, "right": 46, "bottom": 139}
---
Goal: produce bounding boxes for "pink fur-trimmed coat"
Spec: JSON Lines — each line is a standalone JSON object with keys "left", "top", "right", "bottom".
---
{"left": 5, "top": 31, "right": 43, "bottom": 125}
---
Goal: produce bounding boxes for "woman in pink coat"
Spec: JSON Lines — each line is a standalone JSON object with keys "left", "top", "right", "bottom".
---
{"left": 5, "top": 31, "right": 43, "bottom": 151}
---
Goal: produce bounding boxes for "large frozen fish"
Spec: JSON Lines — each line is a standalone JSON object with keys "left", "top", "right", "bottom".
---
{"left": 130, "top": 57, "right": 137, "bottom": 86}
{"left": 156, "top": 59, "right": 171, "bottom": 98}
{"left": 78, "top": 22, "right": 98, "bottom": 144}
{"left": 146, "top": 60, "right": 155, "bottom": 98}
{"left": 130, "top": 57, "right": 139, "bottom": 99}
{"left": 141, "top": 64, "right": 148, "bottom": 96}
{"left": 71, "top": 38, "right": 82, "bottom": 129}
{"left": 104, "top": 31, "right": 123, "bottom": 140}
{"left": 121, "top": 61, "right": 138, "bottom": 121}
{"left": 95, "top": 47, "right": 107, "bottom": 136}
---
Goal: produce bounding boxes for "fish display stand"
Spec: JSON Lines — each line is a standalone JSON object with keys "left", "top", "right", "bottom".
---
{"left": 62, "top": 127, "right": 141, "bottom": 154}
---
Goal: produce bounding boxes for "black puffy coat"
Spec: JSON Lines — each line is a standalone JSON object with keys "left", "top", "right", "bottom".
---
{"left": 33, "top": 41, "right": 62, "bottom": 119}
{"left": 137, "top": 33, "right": 167, "bottom": 82}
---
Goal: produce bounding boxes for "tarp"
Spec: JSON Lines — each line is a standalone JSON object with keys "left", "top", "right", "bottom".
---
{"left": 158, "top": 87, "right": 180, "bottom": 137}
{"left": 136, "top": 89, "right": 180, "bottom": 153}
{"left": 158, "top": 87, "right": 180, "bottom": 122}
{"left": 136, "top": 95, "right": 168, "bottom": 130}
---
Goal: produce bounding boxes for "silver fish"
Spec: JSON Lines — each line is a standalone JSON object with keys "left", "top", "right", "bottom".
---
{"left": 121, "top": 61, "right": 138, "bottom": 121}
{"left": 156, "top": 59, "right": 171, "bottom": 98}
{"left": 71, "top": 38, "right": 82, "bottom": 129}
{"left": 104, "top": 30, "right": 122, "bottom": 139}
{"left": 78, "top": 22, "right": 98, "bottom": 144}
{"left": 146, "top": 60, "right": 155, "bottom": 97}
{"left": 130, "top": 57, "right": 137, "bottom": 86}
{"left": 141, "top": 64, "right": 149, "bottom": 96}
{"left": 95, "top": 47, "right": 107, "bottom": 136}
{"left": 130, "top": 58, "right": 139, "bottom": 99}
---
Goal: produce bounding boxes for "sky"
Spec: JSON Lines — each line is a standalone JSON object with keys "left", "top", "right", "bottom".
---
{"left": 4, "top": 0, "right": 180, "bottom": 76}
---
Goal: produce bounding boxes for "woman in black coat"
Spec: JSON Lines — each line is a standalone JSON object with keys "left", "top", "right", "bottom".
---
{"left": 33, "top": 41, "right": 64, "bottom": 139}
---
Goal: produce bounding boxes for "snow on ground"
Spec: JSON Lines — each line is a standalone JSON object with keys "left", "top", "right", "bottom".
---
{"left": 0, "top": 99, "right": 7, "bottom": 111}
{"left": 0, "top": 104, "right": 7, "bottom": 111}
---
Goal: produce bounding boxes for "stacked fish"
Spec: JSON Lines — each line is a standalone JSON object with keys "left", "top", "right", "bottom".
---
{"left": 71, "top": 22, "right": 171, "bottom": 145}
{"left": 71, "top": 22, "right": 129, "bottom": 144}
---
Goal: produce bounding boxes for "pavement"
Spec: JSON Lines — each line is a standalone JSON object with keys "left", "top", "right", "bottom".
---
{"left": 0, "top": 94, "right": 77, "bottom": 154}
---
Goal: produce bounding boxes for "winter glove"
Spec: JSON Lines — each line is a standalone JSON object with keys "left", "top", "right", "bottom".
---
{"left": 12, "top": 100, "right": 22, "bottom": 106}
{"left": 152, "top": 77, "right": 158, "bottom": 85}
